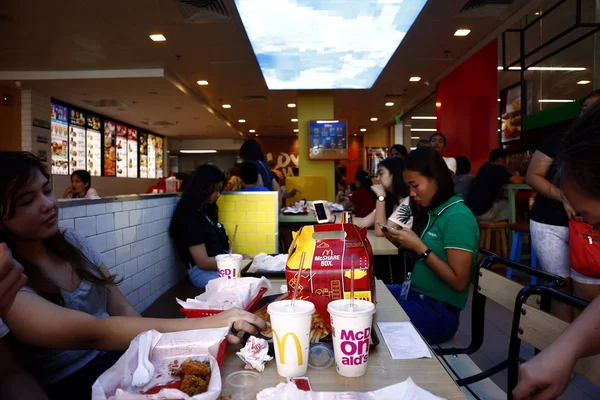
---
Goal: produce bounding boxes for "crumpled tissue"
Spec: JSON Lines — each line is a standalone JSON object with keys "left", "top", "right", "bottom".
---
{"left": 249, "top": 253, "right": 288, "bottom": 272}
{"left": 236, "top": 336, "right": 273, "bottom": 372}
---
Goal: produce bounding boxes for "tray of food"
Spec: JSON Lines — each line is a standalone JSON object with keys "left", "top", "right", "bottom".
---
{"left": 240, "top": 253, "right": 287, "bottom": 279}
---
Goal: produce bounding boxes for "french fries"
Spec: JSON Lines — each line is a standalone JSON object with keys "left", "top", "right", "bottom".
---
{"left": 255, "top": 303, "right": 330, "bottom": 343}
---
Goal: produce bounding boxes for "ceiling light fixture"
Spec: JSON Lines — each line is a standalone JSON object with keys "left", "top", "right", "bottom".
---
{"left": 577, "top": 80, "right": 591, "bottom": 85}
{"left": 498, "top": 98, "right": 501, "bottom": 102}
{"left": 370, "top": 117, "right": 378, "bottom": 121}
{"left": 291, "top": 118, "right": 298, "bottom": 122}
{"left": 316, "top": 120, "right": 339, "bottom": 124}
{"left": 255, "top": 134, "right": 259, "bottom": 137}
{"left": 454, "top": 29, "right": 471, "bottom": 37}
{"left": 411, "top": 116, "right": 436, "bottom": 120}
{"left": 411, "top": 137, "right": 420, "bottom": 139}
{"left": 293, "top": 129, "right": 299, "bottom": 132}
{"left": 196, "top": 80, "right": 209, "bottom": 85}
{"left": 180, "top": 150, "right": 217, "bottom": 154}
{"left": 287, "top": 103, "right": 296, "bottom": 108}
{"left": 149, "top": 34, "right": 166, "bottom": 42}
{"left": 249, "top": 129, "right": 256, "bottom": 133}
{"left": 409, "top": 76, "right": 421, "bottom": 82}
{"left": 238, "top": 119, "right": 246, "bottom": 123}
{"left": 385, "top": 102, "right": 394, "bottom": 107}
{"left": 539, "top": 99, "right": 576, "bottom": 103}
{"left": 360, "top": 128, "right": 367, "bottom": 132}
{"left": 222, "top": 104, "right": 232, "bottom": 108}
{"left": 435, "top": 102, "right": 441, "bottom": 107}
{"left": 534, "top": 12, "right": 541, "bottom": 16}
{"left": 410, "top": 128, "right": 437, "bottom": 132}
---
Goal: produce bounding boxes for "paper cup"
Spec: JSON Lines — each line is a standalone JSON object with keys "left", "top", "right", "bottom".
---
{"left": 216, "top": 254, "right": 242, "bottom": 279}
{"left": 328, "top": 299, "right": 376, "bottom": 377}
{"left": 267, "top": 300, "right": 315, "bottom": 378}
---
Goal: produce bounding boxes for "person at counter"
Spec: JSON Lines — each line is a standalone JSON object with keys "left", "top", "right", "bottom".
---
{"left": 384, "top": 148, "right": 479, "bottom": 344}
{"left": 0, "top": 153, "right": 266, "bottom": 399}
{"left": 239, "top": 161, "right": 270, "bottom": 192}
{"left": 63, "top": 170, "right": 99, "bottom": 199}
{"left": 170, "top": 164, "right": 231, "bottom": 288}
{"left": 337, "top": 170, "right": 376, "bottom": 218}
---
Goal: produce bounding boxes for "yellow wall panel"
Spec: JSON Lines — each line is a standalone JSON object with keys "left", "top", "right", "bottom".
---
{"left": 256, "top": 223, "right": 276, "bottom": 234}
{"left": 236, "top": 202, "right": 257, "bottom": 212}
{"left": 246, "top": 213, "right": 267, "bottom": 223}
{"left": 238, "top": 223, "right": 257, "bottom": 233}
{"left": 265, "top": 213, "right": 276, "bottom": 223}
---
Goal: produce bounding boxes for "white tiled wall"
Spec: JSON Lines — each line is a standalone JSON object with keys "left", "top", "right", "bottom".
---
{"left": 58, "top": 195, "right": 184, "bottom": 313}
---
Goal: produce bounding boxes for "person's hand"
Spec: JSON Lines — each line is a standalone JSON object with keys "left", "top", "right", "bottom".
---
{"left": 371, "top": 184, "right": 386, "bottom": 198}
{"left": 215, "top": 308, "right": 268, "bottom": 344}
{"left": 0, "top": 244, "right": 27, "bottom": 317}
{"left": 383, "top": 227, "right": 424, "bottom": 252}
{"left": 513, "top": 346, "right": 576, "bottom": 400}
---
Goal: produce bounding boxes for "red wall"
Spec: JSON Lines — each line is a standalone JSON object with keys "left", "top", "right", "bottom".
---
{"left": 436, "top": 40, "right": 498, "bottom": 172}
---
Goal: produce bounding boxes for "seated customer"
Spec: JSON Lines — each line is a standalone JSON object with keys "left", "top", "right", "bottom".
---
{"left": 338, "top": 170, "right": 376, "bottom": 218}
{"left": 385, "top": 148, "right": 479, "bottom": 344}
{"left": 466, "top": 148, "right": 525, "bottom": 221}
{"left": 0, "top": 153, "right": 265, "bottom": 400}
{"left": 453, "top": 156, "right": 474, "bottom": 199}
{"left": 239, "top": 161, "right": 270, "bottom": 192}
{"left": 63, "top": 170, "right": 99, "bottom": 198}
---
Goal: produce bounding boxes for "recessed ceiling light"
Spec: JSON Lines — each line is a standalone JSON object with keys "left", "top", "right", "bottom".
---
{"left": 249, "top": 129, "right": 256, "bottom": 133}
{"left": 534, "top": 12, "right": 541, "bottom": 16}
{"left": 180, "top": 150, "right": 217, "bottom": 154}
{"left": 539, "top": 99, "right": 576, "bottom": 103}
{"left": 222, "top": 104, "right": 232, "bottom": 108}
{"left": 385, "top": 102, "right": 394, "bottom": 107}
{"left": 291, "top": 118, "right": 298, "bottom": 122}
{"left": 287, "top": 103, "right": 296, "bottom": 108}
{"left": 411, "top": 116, "right": 437, "bottom": 120}
{"left": 197, "top": 80, "right": 209, "bottom": 86}
{"left": 411, "top": 128, "right": 437, "bottom": 132}
{"left": 149, "top": 34, "right": 166, "bottom": 42}
{"left": 454, "top": 29, "right": 471, "bottom": 37}
{"left": 293, "top": 129, "right": 299, "bottom": 132}
{"left": 238, "top": 119, "right": 246, "bottom": 123}
{"left": 409, "top": 76, "right": 421, "bottom": 82}
{"left": 360, "top": 128, "right": 367, "bottom": 132}
{"left": 435, "top": 102, "right": 441, "bottom": 107}
{"left": 498, "top": 98, "right": 501, "bottom": 102}
{"left": 411, "top": 136, "right": 420, "bottom": 139}
{"left": 370, "top": 117, "right": 378, "bottom": 121}
{"left": 577, "top": 80, "right": 591, "bottom": 85}
{"left": 255, "top": 134, "right": 258, "bottom": 137}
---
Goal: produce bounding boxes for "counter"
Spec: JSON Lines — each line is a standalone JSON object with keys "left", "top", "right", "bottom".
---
{"left": 58, "top": 193, "right": 183, "bottom": 313}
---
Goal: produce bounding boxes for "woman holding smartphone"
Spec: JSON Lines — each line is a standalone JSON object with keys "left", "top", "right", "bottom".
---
{"left": 384, "top": 148, "right": 479, "bottom": 344}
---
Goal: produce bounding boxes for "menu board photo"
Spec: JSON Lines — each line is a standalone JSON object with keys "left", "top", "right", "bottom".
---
{"left": 501, "top": 84, "right": 522, "bottom": 143}
{"left": 139, "top": 133, "right": 148, "bottom": 178}
{"left": 103, "top": 120, "right": 117, "bottom": 176}
{"left": 127, "top": 128, "right": 138, "bottom": 178}
{"left": 86, "top": 115, "right": 102, "bottom": 176}
{"left": 69, "top": 125, "right": 86, "bottom": 174}
{"left": 156, "top": 136, "right": 164, "bottom": 178}
{"left": 148, "top": 134, "right": 157, "bottom": 179}
{"left": 50, "top": 103, "right": 69, "bottom": 175}
{"left": 308, "top": 120, "right": 348, "bottom": 160}
{"left": 115, "top": 124, "right": 128, "bottom": 178}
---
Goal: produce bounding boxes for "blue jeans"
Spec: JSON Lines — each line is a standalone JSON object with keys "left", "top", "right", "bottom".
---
{"left": 387, "top": 285, "right": 460, "bottom": 345}
{"left": 188, "top": 266, "right": 219, "bottom": 289}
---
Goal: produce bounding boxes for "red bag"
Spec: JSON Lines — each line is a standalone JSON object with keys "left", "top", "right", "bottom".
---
{"left": 569, "top": 220, "right": 600, "bottom": 278}
{"left": 146, "top": 178, "right": 166, "bottom": 194}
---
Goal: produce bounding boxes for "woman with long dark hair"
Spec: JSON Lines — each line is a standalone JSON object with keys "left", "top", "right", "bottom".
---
{"left": 383, "top": 148, "right": 479, "bottom": 344}
{"left": 170, "top": 164, "right": 231, "bottom": 288}
{"left": 0, "top": 152, "right": 265, "bottom": 399}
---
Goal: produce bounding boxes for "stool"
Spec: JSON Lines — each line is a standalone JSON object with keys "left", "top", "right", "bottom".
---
{"left": 507, "top": 221, "right": 538, "bottom": 284}
{"left": 478, "top": 221, "right": 509, "bottom": 258}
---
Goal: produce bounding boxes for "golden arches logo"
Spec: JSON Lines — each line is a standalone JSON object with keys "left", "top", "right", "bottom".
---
{"left": 322, "top": 249, "right": 334, "bottom": 257}
{"left": 273, "top": 330, "right": 303, "bottom": 365}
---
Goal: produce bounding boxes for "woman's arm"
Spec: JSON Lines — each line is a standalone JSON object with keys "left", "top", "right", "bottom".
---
{"left": 5, "top": 291, "right": 266, "bottom": 351}
{"left": 354, "top": 210, "right": 375, "bottom": 229}
{"left": 189, "top": 243, "right": 218, "bottom": 270}
{"left": 526, "top": 151, "right": 562, "bottom": 201}
{"left": 369, "top": 185, "right": 389, "bottom": 237}
{"left": 101, "top": 266, "right": 141, "bottom": 318}
{"left": 0, "top": 339, "right": 48, "bottom": 400}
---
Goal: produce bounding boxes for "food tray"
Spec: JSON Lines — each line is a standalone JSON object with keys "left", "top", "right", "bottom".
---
{"left": 241, "top": 263, "right": 286, "bottom": 278}
{"left": 180, "top": 287, "right": 268, "bottom": 318}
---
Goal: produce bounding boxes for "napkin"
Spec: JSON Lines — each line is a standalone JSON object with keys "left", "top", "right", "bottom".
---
{"left": 236, "top": 336, "right": 273, "bottom": 372}
{"left": 92, "top": 328, "right": 228, "bottom": 400}
{"left": 177, "top": 277, "right": 271, "bottom": 310}
{"left": 250, "top": 253, "right": 288, "bottom": 272}
{"left": 256, "top": 378, "right": 445, "bottom": 400}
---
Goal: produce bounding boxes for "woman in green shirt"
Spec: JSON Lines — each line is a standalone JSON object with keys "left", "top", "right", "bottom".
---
{"left": 384, "top": 148, "right": 480, "bottom": 344}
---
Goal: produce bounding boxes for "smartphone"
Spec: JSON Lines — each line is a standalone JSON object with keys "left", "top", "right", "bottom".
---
{"left": 377, "top": 222, "right": 398, "bottom": 231}
{"left": 313, "top": 201, "right": 331, "bottom": 224}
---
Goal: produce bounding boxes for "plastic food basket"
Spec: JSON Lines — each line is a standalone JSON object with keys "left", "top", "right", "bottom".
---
{"left": 179, "top": 287, "right": 268, "bottom": 318}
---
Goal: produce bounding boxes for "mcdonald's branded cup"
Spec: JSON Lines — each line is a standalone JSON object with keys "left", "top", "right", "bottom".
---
{"left": 216, "top": 254, "right": 242, "bottom": 279}
{"left": 328, "top": 299, "right": 376, "bottom": 377}
{"left": 267, "top": 299, "right": 315, "bottom": 378}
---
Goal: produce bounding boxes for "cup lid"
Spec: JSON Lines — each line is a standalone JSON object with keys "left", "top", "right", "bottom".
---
{"left": 267, "top": 299, "right": 315, "bottom": 317}
{"left": 308, "top": 343, "right": 334, "bottom": 370}
{"left": 327, "top": 299, "right": 375, "bottom": 317}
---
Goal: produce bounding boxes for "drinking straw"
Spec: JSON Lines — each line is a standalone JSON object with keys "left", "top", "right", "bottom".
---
{"left": 350, "top": 255, "right": 355, "bottom": 310}
{"left": 229, "top": 224, "right": 239, "bottom": 255}
{"left": 291, "top": 252, "right": 306, "bottom": 308}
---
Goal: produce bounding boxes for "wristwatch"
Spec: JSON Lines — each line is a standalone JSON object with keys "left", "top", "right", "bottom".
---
{"left": 377, "top": 195, "right": 386, "bottom": 202}
{"left": 419, "top": 248, "right": 432, "bottom": 262}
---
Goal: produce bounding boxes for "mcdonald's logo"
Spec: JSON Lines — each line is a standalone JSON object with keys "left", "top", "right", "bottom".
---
{"left": 322, "top": 249, "right": 334, "bottom": 257}
{"left": 273, "top": 330, "right": 303, "bottom": 365}
{"left": 317, "top": 242, "right": 330, "bottom": 248}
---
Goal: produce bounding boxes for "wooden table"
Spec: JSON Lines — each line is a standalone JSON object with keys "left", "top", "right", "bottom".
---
{"left": 221, "top": 280, "right": 465, "bottom": 399}
{"left": 502, "top": 184, "right": 532, "bottom": 225}
{"left": 367, "top": 231, "right": 398, "bottom": 256}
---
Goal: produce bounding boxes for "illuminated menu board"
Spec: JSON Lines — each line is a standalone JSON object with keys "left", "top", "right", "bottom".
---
{"left": 139, "top": 133, "right": 148, "bottom": 178}
{"left": 86, "top": 115, "right": 102, "bottom": 176}
{"left": 156, "top": 136, "right": 164, "bottom": 178}
{"left": 127, "top": 128, "right": 138, "bottom": 178}
{"left": 147, "top": 134, "right": 157, "bottom": 179}
{"left": 50, "top": 103, "right": 69, "bottom": 175}
{"left": 103, "top": 120, "right": 117, "bottom": 177}
{"left": 115, "top": 124, "right": 127, "bottom": 178}
{"left": 68, "top": 109, "right": 86, "bottom": 174}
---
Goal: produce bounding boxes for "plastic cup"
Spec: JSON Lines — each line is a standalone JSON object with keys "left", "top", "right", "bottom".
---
{"left": 328, "top": 299, "right": 376, "bottom": 377}
{"left": 216, "top": 254, "right": 242, "bottom": 279}
{"left": 267, "top": 299, "right": 315, "bottom": 378}
{"left": 222, "top": 371, "right": 260, "bottom": 400}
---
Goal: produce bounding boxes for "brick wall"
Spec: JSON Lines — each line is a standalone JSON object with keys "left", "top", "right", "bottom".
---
{"left": 58, "top": 194, "right": 185, "bottom": 313}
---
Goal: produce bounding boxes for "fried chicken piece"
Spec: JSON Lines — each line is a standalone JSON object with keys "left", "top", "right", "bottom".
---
{"left": 180, "top": 375, "right": 208, "bottom": 396}
{"left": 180, "top": 361, "right": 210, "bottom": 378}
